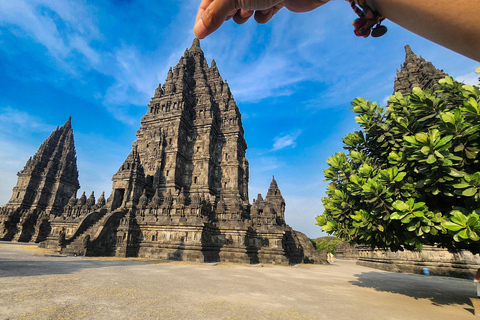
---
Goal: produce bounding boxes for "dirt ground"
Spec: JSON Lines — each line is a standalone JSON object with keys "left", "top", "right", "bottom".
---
{"left": 0, "top": 241, "right": 477, "bottom": 319}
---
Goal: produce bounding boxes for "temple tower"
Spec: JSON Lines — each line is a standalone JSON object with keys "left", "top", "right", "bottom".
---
{"left": 394, "top": 45, "right": 449, "bottom": 96}
{"left": 121, "top": 39, "right": 249, "bottom": 215}
{"left": 4, "top": 117, "right": 79, "bottom": 214}
{"left": 0, "top": 117, "right": 79, "bottom": 241}
{"left": 265, "top": 176, "right": 286, "bottom": 223}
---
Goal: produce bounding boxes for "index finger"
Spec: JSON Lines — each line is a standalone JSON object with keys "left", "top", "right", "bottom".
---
{"left": 196, "top": 0, "right": 214, "bottom": 24}
{"left": 194, "top": 0, "right": 239, "bottom": 39}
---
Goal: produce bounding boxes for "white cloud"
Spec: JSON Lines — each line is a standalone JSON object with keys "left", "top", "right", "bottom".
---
{"left": 70, "top": 36, "right": 101, "bottom": 66}
{"left": 197, "top": 6, "right": 345, "bottom": 103}
{"left": 0, "top": 0, "right": 189, "bottom": 126}
{"left": 228, "top": 54, "right": 305, "bottom": 102}
{"left": 382, "top": 94, "right": 392, "bottom": 106}
{"left": 0, "top": 106, "right": 56, "bottom": 133}
{"left": 272, "top": 130, "right": 301, "bottom": 151}
{"left": 0, "top": 106, "right": 57, "bottom": 204}
{"left": 0, "top": 107, "right": 57, "bottom": 205}
{"left": 456, "top": 71, "right": 480, "bottom": 86}
{"left": 103, "top": 45, "right": 163, "bottom": 106}
{"left": 251, "top": 155, "right": 284, "bottom": 173}
{"left": 0, "top": 108, "right": 132, "bottom": 205}
{"left": 0, "top": 0, "right": 100, "bottom": 62}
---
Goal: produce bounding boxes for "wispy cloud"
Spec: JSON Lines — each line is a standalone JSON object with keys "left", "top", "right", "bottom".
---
{"left": 456, "top": 71, "right": 480, "bottom": 86}
{"left": 0, "top": 0, "right": 196, "bottom": 126}
{"left": 1, "top": 0, "right": 479, "bottom": 238}
{"left": 251, "top": 156, "right": 284, "bottom": 173}
{"left": 272, "top": 130, "right": 302, "bottom": 151}
{"left": 0, "top": 106, "right": 56, "bottom": 133}
{"left": 198, "top": 6, "right": 344, "bottom": 103}
{"left": 0, "top": 106, "right": 57, "bottom": 205}
{"left": 0, "top": 0, "right": 100, "bottom": 63}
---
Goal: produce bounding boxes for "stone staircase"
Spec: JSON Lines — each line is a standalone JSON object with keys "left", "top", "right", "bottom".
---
{"left": 62, "top": 211, "right": 108, "bottom": 256}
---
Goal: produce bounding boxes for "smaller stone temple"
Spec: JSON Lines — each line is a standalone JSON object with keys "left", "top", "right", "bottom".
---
{"left": 0, "top": 39, "right": 324, "bottom": 265}
{"left": 0, "top": 118, "right": 79, "bottom": 242}
{"left": 393, "top": 44, "right": 448, "bottom": 96}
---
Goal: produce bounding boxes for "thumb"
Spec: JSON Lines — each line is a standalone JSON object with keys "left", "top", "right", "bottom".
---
{"left": 194, "top": 0, "right": 239, "bottom": 39}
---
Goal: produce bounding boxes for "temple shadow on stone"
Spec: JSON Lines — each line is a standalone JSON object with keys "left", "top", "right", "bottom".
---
{"left": 0, "top": 39, "right": 326, "bottom": 266}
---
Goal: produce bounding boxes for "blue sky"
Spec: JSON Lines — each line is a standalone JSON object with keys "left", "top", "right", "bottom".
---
{"left": 0, "top": 0, "right": 478, "bottom": 239}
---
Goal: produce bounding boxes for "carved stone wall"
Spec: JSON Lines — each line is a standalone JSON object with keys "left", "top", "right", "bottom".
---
{"left": 357, "top": 246, "right": 480, "bottom": 279}
{"left": 33, "top": 39, "right": 326, "bottom": 265}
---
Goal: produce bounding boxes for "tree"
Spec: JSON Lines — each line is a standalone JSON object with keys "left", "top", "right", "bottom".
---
{"left": 311, "top": 237, "right": 344, "bottom": 255}
{"left": 316, "top": 71, "right": 480, "bottom": 254}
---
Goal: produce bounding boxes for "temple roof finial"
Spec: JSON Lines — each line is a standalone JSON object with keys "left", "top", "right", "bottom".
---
{"left": 405, "top": 44, "right": 413, "bottom": 55}
{"left": 64, "top": 116, "right": 72, "bottom": 128}
{"left": 189, "top": 38, "right": 204, "bottom": 56}
{"left": 191, "top": 38, "right": 200, "bottom": 48}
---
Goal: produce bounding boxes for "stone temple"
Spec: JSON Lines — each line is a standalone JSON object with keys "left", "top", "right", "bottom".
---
{"left": 0, "top": 39, "right": 323, "bottom": 265}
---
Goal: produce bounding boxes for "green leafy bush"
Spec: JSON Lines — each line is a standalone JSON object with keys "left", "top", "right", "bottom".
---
{"left": 316, "top": 73, "right": 480, "bottom": 253}
{"left": 312, "top": 237, "right": 344, "bottom": 254}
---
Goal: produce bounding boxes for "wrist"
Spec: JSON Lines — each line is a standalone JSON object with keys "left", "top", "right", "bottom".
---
{"left": 347, "top": 0, "right": 388, "bottom": 38}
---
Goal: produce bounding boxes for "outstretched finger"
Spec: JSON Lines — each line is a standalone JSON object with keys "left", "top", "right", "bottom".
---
{"left": 194, "top": 0, "right": 239, "bottom": 39}
{"left": 195, "top": 0, "right": 213, "bottom": 24}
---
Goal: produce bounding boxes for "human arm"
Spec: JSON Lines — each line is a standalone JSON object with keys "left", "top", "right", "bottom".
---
{"left": 370, "top": 0, "right": 480, "bottom": 62}
{"left": 194, "top": 0, "right": 480, "bottom": 62}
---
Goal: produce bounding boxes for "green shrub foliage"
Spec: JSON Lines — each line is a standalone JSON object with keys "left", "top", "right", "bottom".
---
{"left": 314, "top": 238, "right": 344, "bottom": 255}
{"left": 316, "top": 74, "right": 480, "bottom": 254}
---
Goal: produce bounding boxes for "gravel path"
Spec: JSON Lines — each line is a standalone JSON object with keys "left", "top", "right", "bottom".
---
{"left": 0, "top": 241, "right": 477, "bottom": 319}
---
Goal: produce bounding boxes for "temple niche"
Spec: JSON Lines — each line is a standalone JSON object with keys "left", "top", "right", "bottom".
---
{"left": 0, "top": 39, "right": 325, "bottom": 265}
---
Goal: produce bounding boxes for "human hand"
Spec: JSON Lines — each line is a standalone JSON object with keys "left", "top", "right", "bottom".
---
{"left": 194, "top": 0, "right": 330, "bottom": 39}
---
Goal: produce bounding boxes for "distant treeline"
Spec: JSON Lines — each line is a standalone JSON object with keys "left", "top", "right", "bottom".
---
{"left": 310, "top": 236, "right": 345, "bottom": 255}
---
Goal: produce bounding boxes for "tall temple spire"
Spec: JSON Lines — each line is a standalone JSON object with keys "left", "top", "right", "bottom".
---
{"left": 0, "top": 117, "right": 80, "bottom": 241}
{"left": 393, "top": 45, "right": 448, "bottom": 96}
{"left": 5, "top": 117, "right": 79, "bottom": 213}
{"left": 266, "top": 176, "right": 282, "bottom": 199}
{"left": 191, "top": 38, "right": 201, "bottom": 49}
{"left": 128, "top": 38, "right": 249, "bottom": 216}
{"left": 65, "top": 116, "right": 72, "bottom": 128}
{"left": 265, "top": 175, "right": 285, "bottom": 221}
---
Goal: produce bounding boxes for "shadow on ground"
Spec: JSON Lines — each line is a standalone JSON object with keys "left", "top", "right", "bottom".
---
{"left": 0, "top": 258, "right": 143, "bottom": 278}
{"left": 350, "top": 271, "right": 475, "bottom": 306}
{"left": 0, "top": 242, "right": 203, "bottom": 278}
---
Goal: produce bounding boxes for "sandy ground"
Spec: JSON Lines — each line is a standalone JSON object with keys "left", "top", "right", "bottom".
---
{"left": 0, "top": 241, "right": 478, "bottom": 320}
